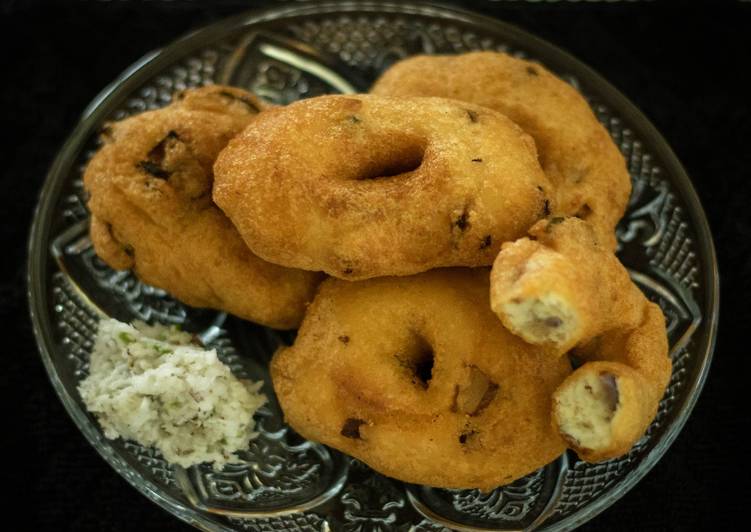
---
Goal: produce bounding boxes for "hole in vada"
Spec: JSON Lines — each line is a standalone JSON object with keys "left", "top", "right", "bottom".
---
{"left": 396, "top": 335, "right": 435, "bottom": 389}
{"left": 413, "top": 352, "right": 434, "bottom": 388}
{"left": 355, "top": 141, "right": 424, "bottom": 180}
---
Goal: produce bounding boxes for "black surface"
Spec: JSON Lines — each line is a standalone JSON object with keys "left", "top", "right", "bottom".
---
{"left": 3, "top": 1, "right": 749, "bottom": 530}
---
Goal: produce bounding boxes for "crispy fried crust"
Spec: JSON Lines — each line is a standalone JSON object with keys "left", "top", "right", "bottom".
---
{"left": 213, "top": 94, "right": 552, "bottom": 280}
{"left": 490, "top": 217, "right": 671, "bottom": 461}
{"left": 84, "top": 85, "right": 322, "bottom": 329}
{"left": 271, "top": 269, "right": 570, "bottom": 490}
{"left": 371, "top": 52, "right": 631, "bottom": 249}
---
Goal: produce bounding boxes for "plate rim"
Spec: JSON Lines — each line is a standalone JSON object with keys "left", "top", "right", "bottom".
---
{"left": 26, "top": 2, "right": 719, "bottom": 531}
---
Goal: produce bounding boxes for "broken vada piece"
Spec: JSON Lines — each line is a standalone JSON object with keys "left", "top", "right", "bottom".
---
{"left": 490, "top": 217, "right": 671, "bottom": 461}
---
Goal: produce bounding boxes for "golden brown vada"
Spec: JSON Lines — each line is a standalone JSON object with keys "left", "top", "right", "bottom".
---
{"left": 371, "top": 52, "right": 631, "bottom": 249}
{"left": 490, "top": 217, "right": 671, "bottom": 461}
{"left": 213, "top": 94, "right": 552, "bottom": 280}
{"left": 84, "top": 85, "right": 322, "bottom": 329}
{"left": 271, "top": 269, "right": 571, "bottom": 490}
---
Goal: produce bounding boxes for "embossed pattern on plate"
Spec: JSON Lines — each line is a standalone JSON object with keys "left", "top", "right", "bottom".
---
{"left": 28, "top": 3, "right": 717, "bottom": 531}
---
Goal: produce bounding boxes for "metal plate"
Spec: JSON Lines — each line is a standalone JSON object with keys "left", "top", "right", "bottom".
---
{"left": 27, "top": 2, "right": 718, "bottom": 531}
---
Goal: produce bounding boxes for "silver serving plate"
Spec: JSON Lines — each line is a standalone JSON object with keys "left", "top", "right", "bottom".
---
{"left": 27, "top": 2, "right": 718, "bottom": 531}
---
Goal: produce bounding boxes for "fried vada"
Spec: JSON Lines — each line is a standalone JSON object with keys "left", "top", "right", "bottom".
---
{"left": 371, "top": 52, "right": 631, "bottom": 249}
{"left": 271, "top": 269, "right": 571, "bottom": 490}
{"left": 490, "top": 217, "right": 671, "bottom": 461}
{"left": 213, "top": 94, "right": 552, "bottom": 280}
{"left": 84, "top": 85, "right": 322, "bottom": 329}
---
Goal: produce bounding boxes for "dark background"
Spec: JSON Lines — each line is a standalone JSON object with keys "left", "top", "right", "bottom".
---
{"left": 3, "top": 1, "right": 749, "bottom": 530}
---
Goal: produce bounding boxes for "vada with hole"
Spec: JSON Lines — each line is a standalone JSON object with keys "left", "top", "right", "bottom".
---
{"left": 213, "top": 94, "right": 553, "bottom": 280}
{"left": 271, "top": 268, "right": 571, "bottom": 490}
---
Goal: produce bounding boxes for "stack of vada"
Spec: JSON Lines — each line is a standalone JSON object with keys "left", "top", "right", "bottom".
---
{"left": 84, "top": 51, "right": 671, "bottom": 490}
